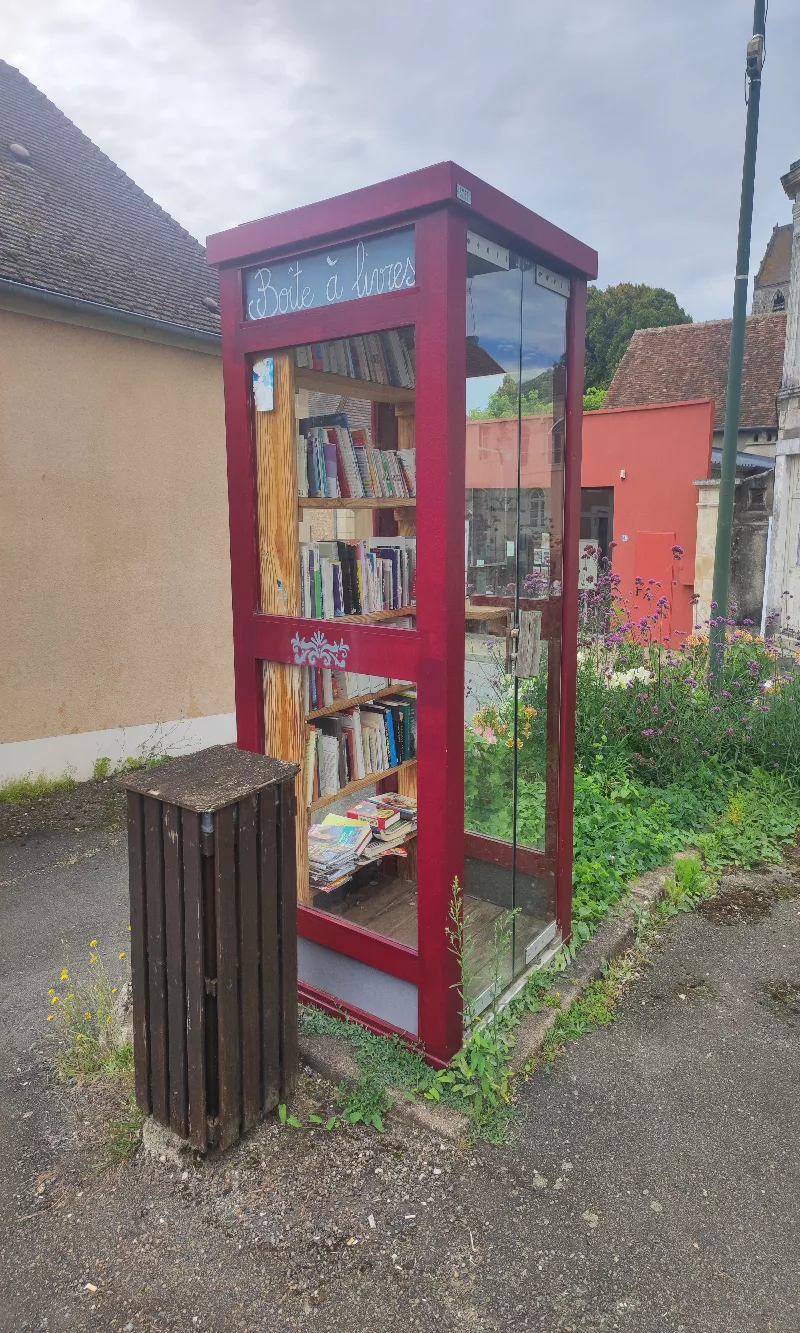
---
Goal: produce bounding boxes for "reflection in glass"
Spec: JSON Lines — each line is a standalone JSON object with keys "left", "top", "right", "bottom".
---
{"left": 463, "top": 240, "right": 568, "bottom": 1002}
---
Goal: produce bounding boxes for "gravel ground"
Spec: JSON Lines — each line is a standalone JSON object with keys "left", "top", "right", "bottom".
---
{"left": 2, "top": 787, "right": 800, "bottom": 1332}
{"left": 0, "top": 779, "right": 125, "bottom": 841}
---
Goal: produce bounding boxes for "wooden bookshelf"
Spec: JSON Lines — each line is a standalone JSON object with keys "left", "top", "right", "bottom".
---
{"left": 294, "top": 364, "right": 414, "bottom": 406}
{"left": 309, "top": 758, "right": 417, "bottom": 812}
{"left": 299, "top": 496, "right": 416, "bottom": 510}
{"left": 306, "top": 684, "right": 405, "bottom": 721}
{"left": 336, "top": 605, "right": 416, "bottom": 624}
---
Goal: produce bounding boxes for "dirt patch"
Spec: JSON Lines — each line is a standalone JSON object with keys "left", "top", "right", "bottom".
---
{"left": 677, "top": 977, "right": 716, "bottom": 999}
{"left": 773, "top": 878, "right": 800, "bottom": 900}
{"left": 698, "top": 884, "right": 774, "bottom": 926}
{"left": 780, "top": 843, "right": 800, "bottom": 872}
{"left": 760, "top": 980, "right": 800, "bottom": 1024}
{"left": 0, "top": 779, "right": 126, "bottom": 841}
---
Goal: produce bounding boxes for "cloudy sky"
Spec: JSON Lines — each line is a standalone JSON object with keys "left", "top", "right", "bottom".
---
{"left": 3, "top": 0, "right": 798, "bottom": 321}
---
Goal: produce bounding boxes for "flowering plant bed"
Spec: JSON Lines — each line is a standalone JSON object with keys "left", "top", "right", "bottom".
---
{"left": 464, "top": 550, "right": 800, "bottom": 936}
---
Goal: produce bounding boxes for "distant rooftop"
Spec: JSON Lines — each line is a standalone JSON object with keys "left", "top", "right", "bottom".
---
{"left": 754, "top": 223, "right": 793, "bottom": 292}
{"left": 0, "top": 61, "right": 220, "bottom": 337}
{"left": 604, "top": 314, "right": 786, "bottom": 430}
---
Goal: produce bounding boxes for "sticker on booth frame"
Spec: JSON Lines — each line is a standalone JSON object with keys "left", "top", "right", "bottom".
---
{"left": 252, "top": 357, "right": 274, "bottom": 411}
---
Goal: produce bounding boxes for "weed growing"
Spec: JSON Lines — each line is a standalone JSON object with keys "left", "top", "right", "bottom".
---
{"left": 0, "top": 772, "right": 77, "bottom": 803}
{"left": 47, "top": 935, "right": 141, "bottom": 1163}
{"left": 104, "top": 1096, "right": 147, "bottom": 1164}
{"left": 92, "top": 751, "right": 169, "bottom": 783}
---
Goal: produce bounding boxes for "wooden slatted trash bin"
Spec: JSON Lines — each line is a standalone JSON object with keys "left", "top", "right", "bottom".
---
{"left": 118, "top": 744, "right": 300, "bottom": 1153}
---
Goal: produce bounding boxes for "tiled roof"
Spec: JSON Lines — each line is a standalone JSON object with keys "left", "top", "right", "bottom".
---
{"left": 0, "top": 61, "right": 220, "bottom": 336}
{"left": 604, "top": 313, "right": 786, "bottom": 429}
{"left": 755, "top": 223, "right": 792, "bottom": 290}
{"left": 308, "top": 393, "right": 373, "bottom": 431}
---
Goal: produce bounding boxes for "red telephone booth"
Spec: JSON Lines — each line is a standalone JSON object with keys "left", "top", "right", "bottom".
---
{"left": 208, "top": 163, "right": 597, "bottom": 1065}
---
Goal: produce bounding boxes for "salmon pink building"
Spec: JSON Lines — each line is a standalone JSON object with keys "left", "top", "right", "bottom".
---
{"left": 466, "top": 398, "right": 714, "bottom": 640}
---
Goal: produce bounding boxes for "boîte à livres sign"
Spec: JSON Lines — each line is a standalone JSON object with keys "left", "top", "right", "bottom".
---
{"left": 244, "top": 229, "right": 415, "bottom": 320}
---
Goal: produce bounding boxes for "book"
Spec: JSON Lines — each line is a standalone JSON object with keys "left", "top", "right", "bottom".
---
{"left": 295, "top": 335, "right": 415, "bottom": 390}
{"left": 305, "top": 693, "right": 416, "bottom": 801}
{"left": 346, "top": 799, "right": 401, "bottom": 831}
{"left": 297, "top": 413, "right": 366, "bottom": 500}
{"left": 300, "top": 539, "right": 415, "bottom": 618}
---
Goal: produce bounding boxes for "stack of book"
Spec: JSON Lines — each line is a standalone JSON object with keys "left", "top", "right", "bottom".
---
{"left": 297, "top": 413, "right": 416, "bottom": 500}
{"left": 299, "top": 537, "right": 416, "bottom": 619}
{"left": 308, "top": 815, "right": 373, "bottom": 894}
{"left": 295, "top": 331, "right": 415, "bottom": 388}
{"left": 305, "top": 690, "right": 417, "bottom": 804}
{"left": 304, "top": 670, "right": 394, "bottom": 714}
{"left": 346, "top": 795, "right": 418, "bottom": 862}
{"left": 309, "top": 796, "right": 419, "bottom": 900}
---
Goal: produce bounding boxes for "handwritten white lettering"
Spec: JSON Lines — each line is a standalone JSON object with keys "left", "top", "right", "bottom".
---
{"left": 326, "top": 271, "right": 344, "bottom": 302}
{"left": 247, "top": 264, "right": 314, "bottom": 319}
{"left": 245, "top": 230, "right": 415, "bottom": 319}
{"left": 353, "top": 242, "right": 416, "bottom": 299}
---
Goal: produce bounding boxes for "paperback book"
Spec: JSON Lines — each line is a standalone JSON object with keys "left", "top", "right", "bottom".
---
{"left": 294, "top": 331, "right": 415, "bottom": 389}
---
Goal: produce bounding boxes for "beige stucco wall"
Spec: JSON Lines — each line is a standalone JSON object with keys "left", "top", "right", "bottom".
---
{"left": 0, "top": 303, "right": 234, "bottom": 743}
{"left": 693, "top": 479, "right": 720, "bottom": 630}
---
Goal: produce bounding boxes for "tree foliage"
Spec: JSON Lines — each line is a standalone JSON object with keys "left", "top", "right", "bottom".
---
{"left": 468, "top": 374, "right": 552, "bottom": 420}
{"left": 585, "top": 283, "right": 692, "bottom": 391}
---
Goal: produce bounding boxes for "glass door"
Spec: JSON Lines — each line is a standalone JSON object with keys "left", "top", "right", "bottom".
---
{"left": 463, "top": 234, "right": 568, "bottom": 1010}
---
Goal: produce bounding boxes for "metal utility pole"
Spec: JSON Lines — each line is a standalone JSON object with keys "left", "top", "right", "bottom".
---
{"left": 710, "top": 0, "right": 767, "bottom": 689}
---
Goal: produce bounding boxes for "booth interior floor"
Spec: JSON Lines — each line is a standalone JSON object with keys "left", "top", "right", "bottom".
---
{"left": 323, "top": 873, "right": 550, "bottom": 1000}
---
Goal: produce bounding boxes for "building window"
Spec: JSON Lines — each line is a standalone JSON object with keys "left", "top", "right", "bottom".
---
{"left": 773, "top": 290, "right": 786, "bottom": 311}
{"left": 748, "top": 488, "right": 766, "bottom": 511}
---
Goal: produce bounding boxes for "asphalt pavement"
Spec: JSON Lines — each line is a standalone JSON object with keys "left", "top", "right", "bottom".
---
{"left": 1, "top": 803, "right": 799, "bottom": 1332}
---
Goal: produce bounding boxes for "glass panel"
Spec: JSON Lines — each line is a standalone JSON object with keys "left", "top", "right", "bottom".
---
{"left": 508, "top": 269, "right": 567, "bottom": 970}
{"left": 304, "top": 668, "right": 418, "bottom": 946}
{"left": 464, "top": 252, "right": 522, "bottom": 1006}
{"left": 259, "top": 328, "right": 417, "bottom": 627}
{"left": 463, "top": 245, "right": 569, "bottom": 1005}
{"left": 254, "top": 327, "right": 420, "bottom": 945}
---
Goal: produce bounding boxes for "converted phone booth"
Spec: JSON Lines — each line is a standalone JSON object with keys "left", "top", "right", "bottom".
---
{"left": 208, "top": 163, "right": 598, "bottom": 1065}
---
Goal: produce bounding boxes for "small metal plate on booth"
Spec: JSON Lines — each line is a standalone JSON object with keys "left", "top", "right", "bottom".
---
{"left": 535, "top": 265, "right": 571, "bottom": 299}
{"left": 515, "top": 609, "right": 542, "bottom": 679}
{"left": 467, "top": 231, "right": 509, "bottom": 273}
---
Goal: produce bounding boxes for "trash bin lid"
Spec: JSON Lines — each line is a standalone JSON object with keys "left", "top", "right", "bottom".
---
{"left": 117, "top": 744, "right": 299, "bottom": 813}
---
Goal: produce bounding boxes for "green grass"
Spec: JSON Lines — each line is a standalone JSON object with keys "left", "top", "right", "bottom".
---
{"left": 0, "top": 772, "right": 78, "bottom": 803}
{"left": 103, "top": 1094, "right": 146, "bottom": 1164}
{"left": 300, "top": 1004, "right": 436, "bottom": 1095}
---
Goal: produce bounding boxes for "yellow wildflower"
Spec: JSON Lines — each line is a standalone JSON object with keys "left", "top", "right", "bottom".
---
{"left": 90, "top": 956, "right": 97, "bottom": 966}
{"left": 90, "top": 939, "right": 97, "bottom": 948}
{"left": 51, "top": 995, "right": 58, "bottom": 1005}
{"left": 119, "top": 952, "right": 125, "bottom": 960}
{"left": 60, "top": 968, "right": 69, "bottom": 981}
{"left": 106, "top": 1016, "right": 112, "bottom": 1024}
{"left": 111, "top": 987, "right": 118, "bottom": 995}
{"left": 47, "top": 1014, "right": 54, "bottom": 1022}
{"left": 84, "top": 1011, "right": 91, "bottom": 1020}
{"left": 48, "top": 988, "right": 55, "bottom": 996}
{"left": 128, "top": 925, "right": 131, "bottom": 931}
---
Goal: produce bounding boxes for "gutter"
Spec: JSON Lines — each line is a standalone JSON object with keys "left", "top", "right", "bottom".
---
{"left": 0, "top": 276, "right": 222, "bottom": 346}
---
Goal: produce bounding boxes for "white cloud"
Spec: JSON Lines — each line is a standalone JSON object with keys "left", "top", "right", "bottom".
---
{"left": 3, "top": 0, "right": 799, "bottom": 319}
